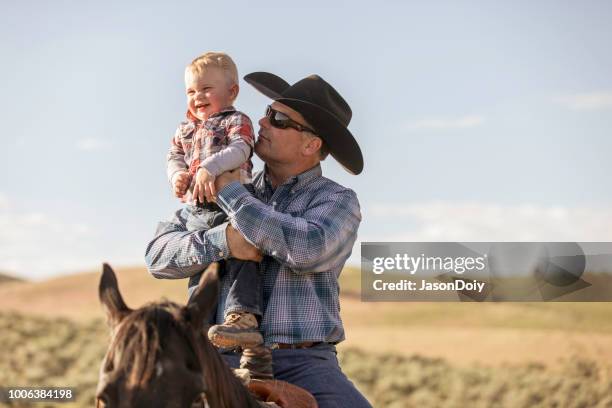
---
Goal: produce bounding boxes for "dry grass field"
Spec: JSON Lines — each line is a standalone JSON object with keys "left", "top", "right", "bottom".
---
{"left": 1, "top": 266, "right": 611, "bottom": 407}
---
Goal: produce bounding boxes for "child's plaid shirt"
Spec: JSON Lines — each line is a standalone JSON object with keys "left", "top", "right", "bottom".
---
{"left": 167, "top": 107, "right": 255, "bottom": 195}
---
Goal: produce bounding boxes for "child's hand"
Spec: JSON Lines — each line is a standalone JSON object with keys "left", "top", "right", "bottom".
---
{"left": 193, "top": 167, "right": 216, "bottom": 204}
{"left": 172, "top": 171, "right": 191, "bottom": 198}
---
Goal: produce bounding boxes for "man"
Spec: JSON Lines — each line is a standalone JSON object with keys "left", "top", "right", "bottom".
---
{"left": 145, "top": 72, "right": 371, "bottom": 407}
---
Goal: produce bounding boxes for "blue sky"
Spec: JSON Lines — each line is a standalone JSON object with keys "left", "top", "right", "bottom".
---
{"left": 1, "top": 1, "right": 611, "bottom": 279}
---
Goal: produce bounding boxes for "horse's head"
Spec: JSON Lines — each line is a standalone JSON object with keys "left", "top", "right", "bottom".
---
{"left": 96, "top": 263, "right": 219, "bottom": 408}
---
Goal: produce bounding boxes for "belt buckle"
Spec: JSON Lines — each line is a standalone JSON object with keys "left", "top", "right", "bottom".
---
{"left": 271, "top": 343, "right": 297, "bottom": 349}
{"left": 271, "top": 342, "right": 315, "bottom": 349}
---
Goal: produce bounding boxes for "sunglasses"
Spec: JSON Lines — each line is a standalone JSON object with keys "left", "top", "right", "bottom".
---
{"left": 265, "top": 105, "right": 316, "bottom": 134}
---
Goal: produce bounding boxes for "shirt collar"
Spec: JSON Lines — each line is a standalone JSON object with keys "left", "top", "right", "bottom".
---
{"left": 262, "top": 164, "right": 322, "bottom": 192}
{"left": 185, "top": 106, "right": 237, "bottom": 123}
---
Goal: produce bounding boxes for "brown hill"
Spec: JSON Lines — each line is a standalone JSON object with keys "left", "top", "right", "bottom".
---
{"left": 0, "top": 272, "right": 24, "bottom": 284}
{"left": 0, "top": 265, "right": 189, "bottom": 321}
{"left": 0, "top": 265, "right": 362, "bottom": 321}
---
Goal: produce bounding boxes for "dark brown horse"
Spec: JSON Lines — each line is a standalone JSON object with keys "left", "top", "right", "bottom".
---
{"left": 97, "top": 262, "right": 266, "bottom": 408}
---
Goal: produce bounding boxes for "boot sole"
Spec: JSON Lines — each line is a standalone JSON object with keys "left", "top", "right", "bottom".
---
{"left": 208, "top": 327, "right": 264, "bottom": 348}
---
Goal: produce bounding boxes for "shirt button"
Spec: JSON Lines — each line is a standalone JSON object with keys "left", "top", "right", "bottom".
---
{"left": 218, "top": 251, "right": 224, "bottom": 257}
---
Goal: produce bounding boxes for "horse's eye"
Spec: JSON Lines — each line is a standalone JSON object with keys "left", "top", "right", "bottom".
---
{"left": 186, "top": 359, "right": 200, "bottom": 372}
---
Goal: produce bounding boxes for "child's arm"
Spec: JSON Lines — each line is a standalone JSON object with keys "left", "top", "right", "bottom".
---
{"left": 193, "top": 140, "right": 251, "bottom": 204}
{"left": 199, "top": 140, "right": 251, "bottom": 176}
{"left": 203, "top": 112, "right": 255, "bottom": 175}
{"left": 167, "top": 125, "right": 191, "bottom": 198}
{"left": 193, "top": 113, "right": 255, "bottom": 204}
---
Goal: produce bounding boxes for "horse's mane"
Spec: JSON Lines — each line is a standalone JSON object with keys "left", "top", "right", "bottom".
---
{"left": 104, "top": 300, "right": 193, "bottom": 387}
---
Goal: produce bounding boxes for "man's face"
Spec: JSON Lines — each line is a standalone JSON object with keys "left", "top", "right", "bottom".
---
{"left": 255, "top": 102, "right": 313, "bottom": 165}
{"left": 185, "top": 68, "right": 237, "bottom": 121}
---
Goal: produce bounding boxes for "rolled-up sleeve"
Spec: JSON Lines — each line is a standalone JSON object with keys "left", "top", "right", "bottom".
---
{"left": 144, "top": 210, "right": 230, "bottom": 279}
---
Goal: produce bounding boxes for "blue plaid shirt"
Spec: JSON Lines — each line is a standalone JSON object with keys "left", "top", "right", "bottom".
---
{"left": 145, "top": 164, "right": 361, "bottom": 346}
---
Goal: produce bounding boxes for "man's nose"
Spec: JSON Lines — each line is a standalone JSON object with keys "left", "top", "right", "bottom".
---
{"left": 259, "top": 116, "right": 270, "bottom": 128}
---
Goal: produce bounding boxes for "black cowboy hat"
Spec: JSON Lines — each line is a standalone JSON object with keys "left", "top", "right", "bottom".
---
{"left": 244, "top": 72, "right": 363, "bottom": 175}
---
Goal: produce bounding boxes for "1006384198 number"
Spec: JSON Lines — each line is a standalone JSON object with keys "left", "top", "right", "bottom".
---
{"left": 1, "top": 387, "right": 75, "bottom": 402}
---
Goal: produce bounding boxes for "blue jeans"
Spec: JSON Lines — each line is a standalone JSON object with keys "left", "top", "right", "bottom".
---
{"left": 183, "top": 204, "right": 263, "bottom": 318}
{"left": 222, "top": 344, "right": 372, "bottom": 408}
{"left": 181, "top": 203, "right": 228, "bottom": 231}
{"left": 189, "top": 258, "right": 263, "bottom": 317}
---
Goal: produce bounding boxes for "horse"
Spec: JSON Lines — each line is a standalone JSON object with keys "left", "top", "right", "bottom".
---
{"left": 96, "top": 262, "right": 317, "bottom": 408}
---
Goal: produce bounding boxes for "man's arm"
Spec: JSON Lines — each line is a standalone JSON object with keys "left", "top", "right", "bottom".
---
{"left": 145, "top": 214, "right": 262, "bottom": 279}
{"left": 216, "top": 180, "right": 361, "bottom": 274}
{"left": 144, "top": 214, "right": 230, "bottom": 279}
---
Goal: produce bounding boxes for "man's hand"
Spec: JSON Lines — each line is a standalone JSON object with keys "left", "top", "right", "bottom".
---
{"left": 215, "top": 168, "right": 241, "bottom": 194}
{"left": 226, "top": 224, "right": 263, "bottom": 262}
{"left": 172, "top": 171, "right": 191, "bottom": 198}
{"left": 193, "top": 167, "right": 216, "bottom": 204}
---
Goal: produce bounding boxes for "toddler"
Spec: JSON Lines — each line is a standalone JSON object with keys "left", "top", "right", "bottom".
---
{"left": 167, "top": 52, "right": 263, "bottom": 350}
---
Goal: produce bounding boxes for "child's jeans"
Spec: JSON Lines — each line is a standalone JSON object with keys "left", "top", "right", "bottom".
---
{"left": 182, "top": 202, "right": 263, "bottom": 319}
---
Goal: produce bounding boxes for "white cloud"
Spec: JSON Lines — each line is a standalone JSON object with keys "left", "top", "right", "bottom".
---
{"left": 0, "top": 194, "right": 116, "bottom": 279}
{"left": 0, "top": 210, "right": 96, "bottom": 279}
{"left": 0, "top": 194, "right": 146, "bottom": 279}
{"left": 555, "top": 91, "right": 612, "bottom": 111}
{"left": 346, "top": 201, "right": 612, "bottom": 266}
{"left": 404, "top": 115, "right": 485, "bottom": 131}
{"left": 0, "top": 193, "right": 9, "bottom": 210}
{"left": 364, "top": 201, "right": 612, "bottom": 242}
{"left": 76, "top": 138, "right": 111, "bottom": 151}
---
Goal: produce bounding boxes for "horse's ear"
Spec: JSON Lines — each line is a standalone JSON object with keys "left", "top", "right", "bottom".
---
{"left": 99, "top": 263, "right": 132, "bottom": 329}
{"left": 186, "top": 262, "right": 220, "bottom": 328}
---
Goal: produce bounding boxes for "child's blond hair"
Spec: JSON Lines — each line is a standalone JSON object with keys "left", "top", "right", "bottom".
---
{"left": 186, "top": 52, "right": 238, "bottom": 86}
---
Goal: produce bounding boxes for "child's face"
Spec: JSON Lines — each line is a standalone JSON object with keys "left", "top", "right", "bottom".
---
{"left": 185, "top": 68, "right": 237, "bottom": 121}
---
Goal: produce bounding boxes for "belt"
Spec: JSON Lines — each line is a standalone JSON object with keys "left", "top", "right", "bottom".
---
{"left": 271, "top": 342, "right": 322, "bottom": 350}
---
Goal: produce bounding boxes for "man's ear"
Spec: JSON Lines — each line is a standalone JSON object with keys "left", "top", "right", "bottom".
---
{"left": 99, "top": 263, "right": 132, "bottom": 330}
{"left": 303, "top": 135, "right": 323, "bottom": 157}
